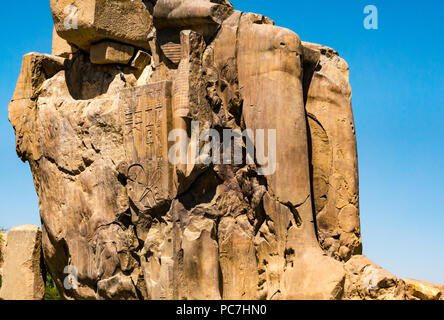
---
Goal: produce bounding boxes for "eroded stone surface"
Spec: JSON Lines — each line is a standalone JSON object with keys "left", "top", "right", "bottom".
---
{"left": 343, "top": 257, "right": 442, "bottom": 301}
{"left": 50, "top": 0, "right": 154, "bottom": 51}
{"left": 154, "top": 0, "right": 233, "bottom": 37}
{"left": 303, "top": 42, "right": 361, "bottom": 262}
{"left": 131, "top": 51, "right": 152, "bottom": 70}
{"left": 52, "top": 27, "right": 77, "bottom": 59}
{"left": 0, "top": 232, "right": 6, "bottom": 278}
{"left": 403, "top": 278, "right": 442, "bottom": 300}
{"left": 0, "top": 225, "right": 45, "bottom": 300}
{"left": 7, "top": 0, "right": 441, "bottom": 301}
{"left": 343, "top": 255, "right": 407, "bottom": 300}
{"left": 90, "top": 41, "right": 135, "bottom": 65}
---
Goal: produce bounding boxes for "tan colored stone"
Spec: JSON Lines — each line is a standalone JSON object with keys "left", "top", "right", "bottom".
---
{"left": 141, "top": 220, "right": 176, "bottom": 300}
{"left": 211, "top": 10, "right": 241, "bottom": 71}
{"left": 219, "top": 215, "right": 258, "bottom": 300}
{"left": 153, "top": 0, "right": 233, "bottom": 30}
{"left": 236, "top": 17, "right": 346, "bottom": 300}
{"left": 52, "top": 27, "right": 77, "bottom": 59}
{"left": 208, "top": 10, "right": 243, "bottom": 128}
{"left": 97, "top": 274, "right": 139, "bottom": 300}
{"left": 0, "top": 232, "right": 6, "bottom": 278}
{"left": 238, "top": 15, "right": 309, "bottom": 209}
{"left": 302, "top": 45, "right": 320, "bottom": 66}
{"left": 404, "top": 279, "right": 442, "bottom": 300}
{"left": 10, "top": 51, "right": 141, "bottom": 300}
{"left": 258, "top": 193, "right": 294, "bottom": 287}
{"left": 303, "top": 41, "right": 361, "bottom": 261}
{"left": 136, "top": 65, "right": 154, "bottom": 86}
{"left": 90, "top": 41, "right": 135, "bottom": 65}
{"left": 282, "top": 246, "right": 346, "bottom": 300}
{"left": 130, "top": 50, "right": 151, "bottom": 70}
{"left": 8, "top": 0, "right": 442, "bottom": 301}
{"left": 50, "top": 0, "right": 153, "bottom": 51}
{"left": 344, "top": 255, "right": 407, "bottom": 300}
{"left": 255, "top": 194, "right": 345, "bottom": 300}
{"left": 0, "top": 225, "right": 45, "bottom": 300}
{"left": 338, "top": 205, "right": 360, "bottom": 233}
{"left": 339, "top": 246, "right": 351, "bottom": 261}
{"left": 171, "top": 29, "right": 211, "bottom": 193}
{"left": 119, "top": 81, "right": 176, "bottom": 241}
{"left": 182, "top": 216, "right": 220, "bottom": 299}
{"left": 8, "top": 99, "right": 40, "bottom": 162}
{"left": 12, "top": 53, "right": 65, "bottom": 100}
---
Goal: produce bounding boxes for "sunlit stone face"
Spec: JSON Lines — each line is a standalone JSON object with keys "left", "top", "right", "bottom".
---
{"left": 50, "top": 0, "right": 154, "bottom": 51}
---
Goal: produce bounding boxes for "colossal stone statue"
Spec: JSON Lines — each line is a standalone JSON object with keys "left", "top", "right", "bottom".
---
{"left": 10, "top": 0, "right": 438, "bottom": 300}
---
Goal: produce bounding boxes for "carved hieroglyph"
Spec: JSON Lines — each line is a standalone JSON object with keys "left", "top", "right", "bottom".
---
{"left": 120, "top": 81, "right": 174, "bottom": 214}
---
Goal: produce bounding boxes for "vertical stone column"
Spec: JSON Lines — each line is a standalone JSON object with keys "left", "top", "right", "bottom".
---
{"left": 237, "top": 17, "right": 345, "bottom": 300}
{"left": 303, "top": 42, "right": 361, "bottom": 261}
{"left": 0, "top": 232, "right": 6, "bottom": 279}
{"left": 172, "top": 31, "right": 195, "bottom": 178}
{"left": 0, "top": 225, "right": 45, "bottom": 300}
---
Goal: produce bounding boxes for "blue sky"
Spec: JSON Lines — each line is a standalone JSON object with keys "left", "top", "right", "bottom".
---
{"left": 0, "top": 1, "right": 443, "bottom": 284}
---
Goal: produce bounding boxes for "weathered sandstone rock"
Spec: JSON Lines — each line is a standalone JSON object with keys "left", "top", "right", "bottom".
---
{"left": 11, "top": 52, "right": 65, "bottom": 101}
{"left": 90, "top": 41, "right": 135, "bottom": 65}
{"left": 97, "top": 274, "right": 139, "bottom": 300}
{"left": 236, "top": 15, "right": 345, "bottom": 300}
{"left": 343, "top": 255, "right": 407, "bottom": 300}
{"left": 153, "top": 0, "right": 233, "bottom": 31}
{"left": 0, "top": 225, "right": 45, "bottom": 300}
{"left": 403, "top": 278, "right": 442, "bottom": 300}
{"left": 131, "top": 50, "right": 151, "bottom": 70}
{"left": 10, "top": 50, "right": 141, "bottom": 300}
{"left": 238, "top": 15, "right": 308, "bottom": 209}
{"left": 153, "top": 0, "right": 233, "bottom": 65}
{"left": 50, "top": 0, "right": 153, "bottom": 51}
{"left": 52, "top": 27, "right": 77, "bottom": 59}
{"left": 303, "top": 42, "right": 361, "bottom": 261}
{"left": 344, "top": 258, "right": 441, "bottom": 301}
{"left": 7, "top": 0, "right": 441, "bottom": 301}
{"left": 0, "top": 232, "right": 6, "bottom": 277}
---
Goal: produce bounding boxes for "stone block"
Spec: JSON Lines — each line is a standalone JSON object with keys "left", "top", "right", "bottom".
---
{"left": 0, "top": 225, "right": 45, "bottom": 300}
{"left": 90, "top": 41, "right": 135, "bottom": 65}
{"left": 130, "top": 50, "right": 151, "bottom": 70}
{"left": 52, "top": 27, "right": 77, "bottom": 58}
{"left": 50, "top": 0, "right": 153, "bottom": 51}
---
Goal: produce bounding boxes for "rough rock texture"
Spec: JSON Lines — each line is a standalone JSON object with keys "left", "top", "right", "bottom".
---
{"left": 343, "top": 255, "right": 407, "bottom": 300}
{"left": 0, "top": 225, "right": 45, "bottom": 300}
{"left": 52, "top": 27, "right": 77, "bottom": 59}
{"left": 0, "top": 232, "right": 6, "bottom": 277}
{"left": 303, "top": 42, "right": 361, "bottom": 262}
{"left": 154, "top": 0, "right": 233, "bottom": 27}
{"left": 343, "top": 255, "right": 443, "bottom": 301}
{"left": 50, "top": 0, "right": 154, "bottom": 51}
{"left": 90, "top": 41, "right": 135, "bottom": 65}
{"left": 131, "top": 51, "right": 151, "bottom": 70}
{"left": 403, "top": 279, "right": 443, "bottom": 300}
{"left": 236, "top": 15, "right": 345, "bottom": 300}
{"left": 5, "top": 0, "right": 441, "bottom": 300}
